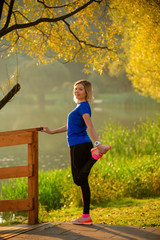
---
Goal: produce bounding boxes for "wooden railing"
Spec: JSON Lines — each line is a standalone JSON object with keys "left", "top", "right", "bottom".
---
{"left": 0, "top": 128, "right": 41, "bottom": 224}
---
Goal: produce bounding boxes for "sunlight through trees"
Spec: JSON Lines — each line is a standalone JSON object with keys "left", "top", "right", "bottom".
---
{"left": 0, "top": 0, "right": 160, "bottom": 107}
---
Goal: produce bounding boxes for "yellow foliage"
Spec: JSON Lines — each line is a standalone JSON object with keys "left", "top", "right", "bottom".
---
{"left": 0, "top": 0, "right": 160, "bottom": 101}
{"left": 109, "top": 0, "right": 160, "bottom": 101}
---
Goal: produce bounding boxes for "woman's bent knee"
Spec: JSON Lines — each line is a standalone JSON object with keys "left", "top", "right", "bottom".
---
{"left": 73, "top": 175, "right": 89, "bottom": 187}
{"left": 73, "top": 177, "right": 82, "bottom": 186}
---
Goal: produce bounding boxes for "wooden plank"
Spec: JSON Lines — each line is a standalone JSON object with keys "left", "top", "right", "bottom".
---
{"left": 0, "top": 132, "right": 33, "bottom": 147}
{"left": 0, "top": 128, "right": 40, "bottom": 225}
{"left": 28, "top": 132, "right": 39, "bottom": 224}
{"left": 0, "top": 223, "right": 48, "bottom": 240}
{"left": 0, "top": 128, "right": 42, "bottom": 136}
{"left": 0, "top": 165, "right": 33, "bottom": 179}
{"left": 0, "top": 198, "right": 33, "bottom": 212}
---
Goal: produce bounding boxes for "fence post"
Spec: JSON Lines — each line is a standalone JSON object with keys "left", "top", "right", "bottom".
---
{"left": 28, "top": 131, "right": 39, "bottom": 224}
{"left": 0, "top": 128, "right": 40, "bottom": 224}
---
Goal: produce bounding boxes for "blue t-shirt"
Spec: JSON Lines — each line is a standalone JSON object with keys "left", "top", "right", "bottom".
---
{"left": 67, "top": 101, "right": 92, "bottom": 147}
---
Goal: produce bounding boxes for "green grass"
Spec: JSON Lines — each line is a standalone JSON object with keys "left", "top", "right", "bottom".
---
{"left": 38, "top": 197, "right": 160, "bottom": 227}
{"left": 2, "top": 198, "right": 159, "bottom": 227}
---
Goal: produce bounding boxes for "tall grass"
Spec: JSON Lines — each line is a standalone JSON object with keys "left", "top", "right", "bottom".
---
{"left": 0, "top": 115, "right": 160, "bottom": 213}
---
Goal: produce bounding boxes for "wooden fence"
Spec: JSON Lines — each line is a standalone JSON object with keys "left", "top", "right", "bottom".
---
{"left": 0, "top": 128, "right": 41, "bottom": 224}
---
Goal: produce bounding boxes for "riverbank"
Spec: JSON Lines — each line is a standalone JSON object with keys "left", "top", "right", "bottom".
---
{"left": 39, "top": 197, "right": 160, "bottom": 227}
{"left": 1, "top": 197, "right": 160, "bottom": 227}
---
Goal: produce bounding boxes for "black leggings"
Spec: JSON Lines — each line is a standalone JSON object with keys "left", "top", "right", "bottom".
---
{"left": 70, "top": 142, "right": 96, "bottom": 214}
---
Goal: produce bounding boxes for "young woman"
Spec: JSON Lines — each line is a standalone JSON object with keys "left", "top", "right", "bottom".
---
{"left": 41, "top": 80, "right": 110, "bottom": 225}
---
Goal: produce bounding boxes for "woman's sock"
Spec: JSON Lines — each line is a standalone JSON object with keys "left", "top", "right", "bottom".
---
{"left": 82, "top": 214, "right": 90, "bottom": 218}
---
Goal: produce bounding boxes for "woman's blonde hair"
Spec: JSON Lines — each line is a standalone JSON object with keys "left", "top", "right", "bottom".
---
{"left": 73, "top": 80, "right": 93, "bottom": 103}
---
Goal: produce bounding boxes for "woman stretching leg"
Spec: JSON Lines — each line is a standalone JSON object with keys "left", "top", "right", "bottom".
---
{"left": 41, "top": 80, "right": 110, "bottom": 225}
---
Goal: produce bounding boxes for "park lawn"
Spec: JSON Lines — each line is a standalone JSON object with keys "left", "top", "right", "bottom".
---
{"left": 39, "top": 197, "right": 160, "bottom": 227}
{"left": 1, "top": 198, "right": 160, "bottom": 227}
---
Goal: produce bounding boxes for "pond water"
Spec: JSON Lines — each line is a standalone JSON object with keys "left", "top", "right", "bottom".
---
{"left": 1, "top": 94, "right": 160, "bottom": 171}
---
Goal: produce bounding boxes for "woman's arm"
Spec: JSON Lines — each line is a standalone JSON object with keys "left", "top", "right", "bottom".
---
{"left": 40, "top": 125, "right": 67, "bottom": 134}
{"left": 82, "top": 113, "right": 99, "bottom": 142}
{"left": 83, "top": 113, "right": 110, "bottom": 155}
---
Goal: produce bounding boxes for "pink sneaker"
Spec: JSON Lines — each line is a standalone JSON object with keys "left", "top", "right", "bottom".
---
{"left": 72, "top": 216, "right": 93, "bottom": 225}
{"left": 91, "top": 145, "right": 111, "bottom": 160}
{"left": 91, "top": 147, "right": 103, "bottom": 160}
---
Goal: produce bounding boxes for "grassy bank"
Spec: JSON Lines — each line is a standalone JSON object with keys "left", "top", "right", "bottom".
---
{"left": 0, "top": 115, "right": 160, "bottom": 225}
{"left": 38, "top": 197, "right": 160, "bottom": 227}
{"left": 1, "top": 198, "right": 160, "bottom": 227}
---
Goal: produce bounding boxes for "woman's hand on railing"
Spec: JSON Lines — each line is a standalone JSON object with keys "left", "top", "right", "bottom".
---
{"left": 40, "top": 126, "right": 51, "bottom": 134}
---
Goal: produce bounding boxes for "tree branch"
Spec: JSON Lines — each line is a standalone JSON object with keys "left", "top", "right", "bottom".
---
{"left": 37, "top": 0, "right": 79, "bottom": 9}
{"left": 63, "top": 19, "right": 112, "bottom": 51}
{"left": 0, "top": 0, "right": 5, "bottom": 19}
{"left": 13, "top": 10, "right": 49, "bottom": 38}
{"left": 0, "top": 83, "right": 21, "bottom": 110}
{"left": 0, "top": 0, "right": 96, "bottom": 38}
{"left": 2, "top": 0, "right": 15, "bottom": 30}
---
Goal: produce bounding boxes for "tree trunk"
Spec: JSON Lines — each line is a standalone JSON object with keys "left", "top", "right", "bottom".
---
{"left": 0, "top": 83, "right": 21, "bottom": 110}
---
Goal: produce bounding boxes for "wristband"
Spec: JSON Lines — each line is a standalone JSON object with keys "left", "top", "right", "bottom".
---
{"left": 94, "top": 141, "right": 101, "bottom": 147}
